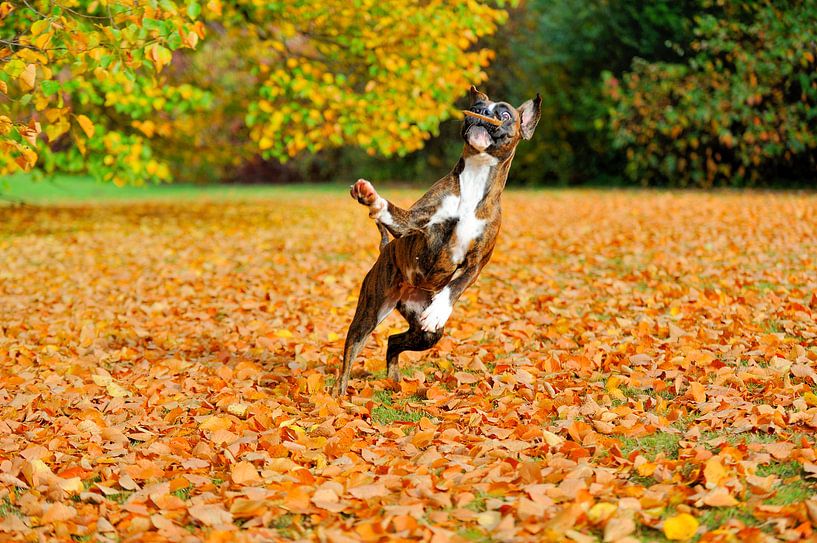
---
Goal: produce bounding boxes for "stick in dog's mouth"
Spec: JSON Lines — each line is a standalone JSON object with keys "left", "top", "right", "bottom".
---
{"left": 462, "top": 110, "right": 503, "bottom": 126}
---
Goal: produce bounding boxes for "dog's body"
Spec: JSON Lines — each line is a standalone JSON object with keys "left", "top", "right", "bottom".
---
{"left": 334, "top": 87, "right": 541, "bottom": 395}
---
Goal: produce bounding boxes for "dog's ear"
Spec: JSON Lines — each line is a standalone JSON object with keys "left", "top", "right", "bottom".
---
{"left": 469, "top": 85, "right": 490, "bottom": 105}
{"left": 517, "top": 94, "right": 542, "bottom": 140}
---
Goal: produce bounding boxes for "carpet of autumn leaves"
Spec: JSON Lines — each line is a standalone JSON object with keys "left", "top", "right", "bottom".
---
{"left": 2, "top": 190, "right": 817, "bottom": 543}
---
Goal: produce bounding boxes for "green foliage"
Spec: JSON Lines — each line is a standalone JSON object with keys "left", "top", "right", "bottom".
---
{"left": 608, "top": 0, "right": 817, "bottom": 187}
{"left": 483, "top": 0, "right": 697, "bottom": 185}
{"left": 1, "top": 0, "right": 510, "bottom": 185}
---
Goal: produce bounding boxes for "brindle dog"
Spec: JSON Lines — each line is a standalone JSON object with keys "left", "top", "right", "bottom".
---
{"left": 333, "top": 86, "right": 541, "bottom": 395}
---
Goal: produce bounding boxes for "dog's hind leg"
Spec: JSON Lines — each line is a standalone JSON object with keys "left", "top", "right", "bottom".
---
{"left": 385, "top": 323, "right": 443, "bottom": 382}
{"left": 334, "top": 254, "right": 400, "bottom": 396}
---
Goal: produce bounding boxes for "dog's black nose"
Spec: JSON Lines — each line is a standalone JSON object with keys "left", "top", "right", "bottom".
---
{"left": 471, "top": 106, "right": 492, "bottom": 117}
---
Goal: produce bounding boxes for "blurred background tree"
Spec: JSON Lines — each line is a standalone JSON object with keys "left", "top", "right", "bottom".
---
{"left": 2, "top": 0, "right": 816, "bottom": 188}
{"left": 1, "top": 0, "right": 506, "bottom": 184}
{"left": 608, "top": 0, "right": 817, "bottom": 187}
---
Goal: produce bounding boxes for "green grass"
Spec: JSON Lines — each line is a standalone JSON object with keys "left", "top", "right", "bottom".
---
{"left": 106, "top": 491, "right": 133, "bottom": 504}
{"left": 756, "top": 460, "right": 802, "bottom": 479}
{"left": 620, "top": 432, "right": 682, "bottom": 461}
{"left": 698, "top": 507, "right": 759, "bottom": 529}
{"left": 0, "top": 497, "right": 23, "bottom": 518}
{"left": 1, "top": 173, "right": 354, "bottom": 204}
{"left": 458, "top": 527, "right": 494, "bottom": 543}
{"left": 755, "top": 461, "right": 817, "bottom": 505}
{"left": 172, "top": 487, "right": 192, "bottom": 501}
{"left": 370, "top": 388, "right": 427, "bottom": 425}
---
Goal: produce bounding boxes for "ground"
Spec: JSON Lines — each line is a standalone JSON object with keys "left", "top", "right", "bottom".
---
{"left": 1, "top": 182, "right": 817, "bottom": 542}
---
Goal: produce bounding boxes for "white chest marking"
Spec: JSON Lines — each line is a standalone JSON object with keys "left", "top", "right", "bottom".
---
{"left": 450, "top": 153, "right": 497, "bottom": 264}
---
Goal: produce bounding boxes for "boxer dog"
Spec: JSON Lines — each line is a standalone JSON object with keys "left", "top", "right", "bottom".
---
{"left": 333, "top": 86, "right": 540, "bottom": 395}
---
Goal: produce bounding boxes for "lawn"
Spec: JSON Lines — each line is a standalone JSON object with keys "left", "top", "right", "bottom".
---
{"left": 1, "top": 173, "right": 348, "bottom": 203}
{"left": 1, "top": 186, "right": 817, "bottom": 542}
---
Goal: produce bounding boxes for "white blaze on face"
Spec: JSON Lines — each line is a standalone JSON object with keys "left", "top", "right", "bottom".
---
{"left": 419, "top": 287, "right": 452, "bottom": 332}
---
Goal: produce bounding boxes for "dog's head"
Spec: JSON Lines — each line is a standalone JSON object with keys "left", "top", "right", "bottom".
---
{"left": 461, "top": 86, "right": 541, "bottom": 160}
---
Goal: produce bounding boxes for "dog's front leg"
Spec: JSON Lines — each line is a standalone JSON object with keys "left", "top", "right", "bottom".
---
{"left": 350, "top": 179, "right": 415, "bottom": 239}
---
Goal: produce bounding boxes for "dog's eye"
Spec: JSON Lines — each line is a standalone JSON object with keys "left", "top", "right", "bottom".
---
{"left": 500, "top": 111, "right": 511, "bottom": 121}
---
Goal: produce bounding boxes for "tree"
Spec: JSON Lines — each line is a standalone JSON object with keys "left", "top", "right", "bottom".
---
{"left": 0, "top": 1, "right": 509, "bottom": 185}
{"left": 607, "top": 0, "right": 817, "bottom": 186}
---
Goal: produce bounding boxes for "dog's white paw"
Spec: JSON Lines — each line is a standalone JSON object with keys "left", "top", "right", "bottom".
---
{"left": 351, "top": 179, "right": 378, "bottom": 205}
{"left": 419, "top": 288, "right": 452, "bottom": 332}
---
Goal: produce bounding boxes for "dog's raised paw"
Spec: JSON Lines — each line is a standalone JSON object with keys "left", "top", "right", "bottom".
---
{"left": 351, "top": 179, "right": 378, "bottom": 206}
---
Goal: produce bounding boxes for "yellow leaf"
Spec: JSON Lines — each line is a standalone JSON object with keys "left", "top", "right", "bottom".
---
{"left": 275, "top": 329, "right": 293, "bottom": 338}
{"left": 106, "top": 381, "right": 130, "bottom": 398}
{"left": 0, "top": 2, "right": 14, "bottom": 19}
{"left": 542, "top": 430, "right": 564, "bottom": 447}
{"left": 91, "top": 374, "right": 111, "bottom": 387}
{"left": 16, "top": 146, "right": 37, "bottom": 170}
{"left": 227, "top": 402, "right": 248, "bottom": 418}
{"left": 199, "top": 415, "right": 231, "bottom": 432}
{"left": 587, "top": 502, "right": 617, "bottom": 524}
{"left": 663, "top": 513, "right": 699, "bottom": 540}
{"left": 76, "top": 114, "right": 95, "bottom": 138}
{"left": 30, "top": 19, "right": 50, "bottom": 37}
{"left": 59, "top": 476, "right": 84, "bottom": 494}
{"left": 805, "top": 391, "right": 817, "bottom": 407}
{"left": 19, "top": 63, "right": 36, "bottom": 91}
{"left": 704, "top": 457, "right": 727, "bottom": 488}
{"left": 476, "top": 511, "right": 501, "bottom": 530}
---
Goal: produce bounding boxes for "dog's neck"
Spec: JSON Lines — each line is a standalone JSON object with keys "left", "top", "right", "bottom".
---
{"left": 454, "top": 148, "right": 516, "bottom": 203}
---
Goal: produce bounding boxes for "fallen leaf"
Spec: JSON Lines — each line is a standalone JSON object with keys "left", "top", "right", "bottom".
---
{"left": 188, "top": 503, "right": 233, "bottom": 527}
{"left": 664, "top": 513, "right": 699, "bottom": 540}
{"left": 230, "top": 461, "right": 260, "bottom": 485}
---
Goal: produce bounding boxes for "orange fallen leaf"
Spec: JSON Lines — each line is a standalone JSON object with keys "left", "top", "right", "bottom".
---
{"left": 231, "top": 461, "right": 260, "bottom": 485}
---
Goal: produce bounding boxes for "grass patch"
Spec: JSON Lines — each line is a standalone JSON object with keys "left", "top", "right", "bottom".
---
{"left": 698, "top": 430, "right": 779, "bottom": 450}
{"left": 0, "top": 497, "right": 23, "bottom": 518}
{"left": 757, "top": 460, "right": 802, "bottom": 479}
{"left": 2, "top": 173, "right": 356, "bottom": 204}
{"left": 628, "top": 473, "right": 657, "bottom": 487}
{"left": 761, "top": 320, "right": 782, "bottom": 334}
{"left": 463, "top": 492, "right": 489, "bottom": 513}
{"left": 371, "top": 404, "right": 424, "bottom": 425}
{"left": 106, "top": 491, "right": 134, "bottom": 504}
{"left": 369, "top": 387, "right": 429, "bottom": 425}
{"left": 755, "top": 461, "right": 817, "bottom": 505}
{"left": 698, "top": 506, "right": 759, "bottom": 529}
{"left": 172, "top": 487, "right": 192, "bottom": 501}
{"left": 82, "top": 475, "right": 102, "bottom": 491}
{"left": 458, "top": 527, "right": 493, "bottom": 543}
{"left": 373, "top": 389, "right": 394, "bottom": 406}
{"left": 765, "top": 480, "right": 816, "bottom": 505}
{"left": 621, "top": 432, "right": 682, "bottom": 460}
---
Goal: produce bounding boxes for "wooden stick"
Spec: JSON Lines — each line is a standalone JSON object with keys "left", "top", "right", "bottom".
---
{"left": 462, "top": 110, "right": 503, "bottom": 126}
